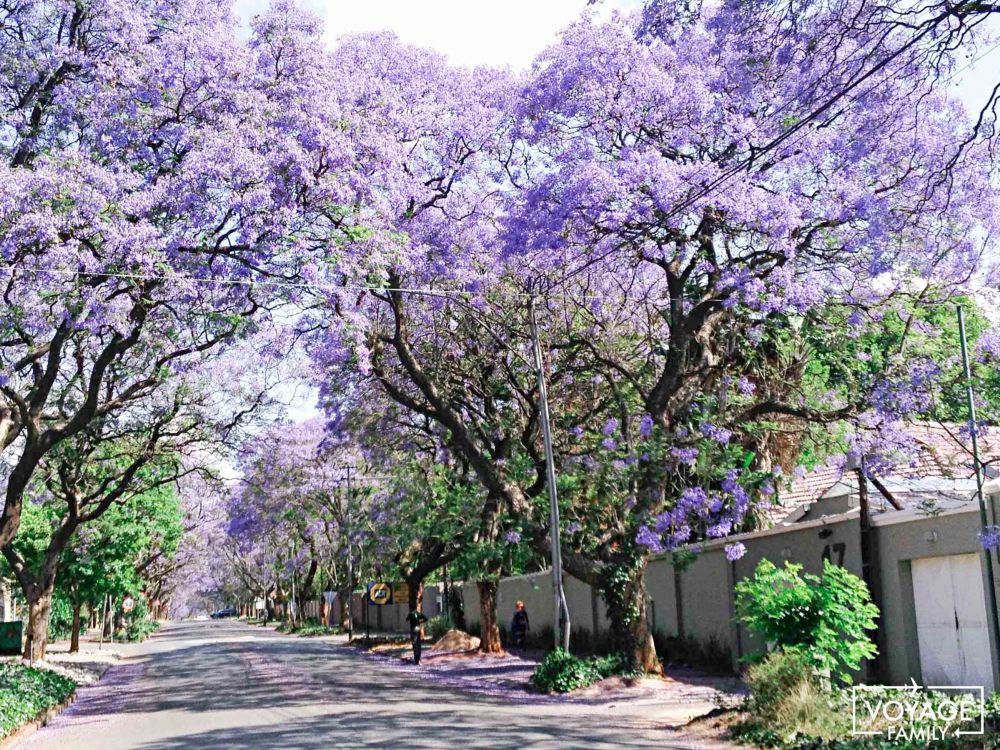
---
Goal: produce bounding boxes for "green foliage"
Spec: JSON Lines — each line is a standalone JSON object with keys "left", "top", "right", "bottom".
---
{"left": 426, "top": 614, "right": 454, "bottom": 640}
{"left": 735, "top": 559, "right": 878, "bottom": 683}
{"left": 119, "top": 618, "right": 160, "bottom": 642}
{"left": 805, "top": 296, "right": 999, "bottom": 425}
{"left": 63, "top": 481, "right": 184, "bottom": 607}
{"left": 653, "top": 630, "right": 734, "bottom": 674}
{"left": 0, "top": 663, "right": 76, "bottom": 738}
{"left": 530, "top": 648, "right": 638, "bottom": 693}
{"left": 47, "top": 591, "right": 74, "bottom": 641}
{"left": 531, "top": 648, "right": 602, "bottom": 693}
{"left": 745, "top": 650, "right": 827, "bottom": 725}
{"left": 591, "top": 652, "right": 641, "bottom": 679}
{"left": 732, "top": 684, "right": 1000, "bottom": 750}
{"left": 273, "top": 618, "right": 341, "bottom": 636}
{"left": 294, "top": 624, "right": 341, "bottom": 637}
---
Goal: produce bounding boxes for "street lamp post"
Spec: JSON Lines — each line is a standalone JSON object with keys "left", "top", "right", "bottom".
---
{"left": 529, "top": 296, "right": 571, "bottom": 652}
{"left": 958, "top": 305, "right": 1000, "bottom": 675}
{"left": 345, "top": 465, "right": 354, "bottom": 642}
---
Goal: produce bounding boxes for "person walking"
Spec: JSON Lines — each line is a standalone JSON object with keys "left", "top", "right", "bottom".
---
{"left": 510, "top": 601, "right": 529, "bottom": 647}
{"left": 406, "top": 608, "right": 428, "bottom": 665}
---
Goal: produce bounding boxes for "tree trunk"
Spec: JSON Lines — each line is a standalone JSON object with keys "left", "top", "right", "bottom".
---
{"left": 601, "top": 558, "right": 661, "bottom": 674}
{"left": 70, "top": 599, "right": 83, "bottom": 654}
{"left": 24, "top": 586, "right": 55, "bottom": 660}
{"left": 477, "top": 580, "right": 504, "bottom": 655}
{"left": 338, "top": 585, "right": 353, "bottom": 630}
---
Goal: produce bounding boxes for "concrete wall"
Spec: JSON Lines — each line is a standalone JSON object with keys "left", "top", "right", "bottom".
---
{"left": 461, "top": 508, "right": 864, "bottom": 668}
{"left": 456, "top": 497, "right": 1000, "bottom": 688}
{"left": 331, "top": 585, "right": 445, "bottom": 634}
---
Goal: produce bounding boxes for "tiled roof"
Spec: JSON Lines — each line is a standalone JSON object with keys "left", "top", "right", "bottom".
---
{"left": 770, "top": 422, "right": 1000, "bottom": 521}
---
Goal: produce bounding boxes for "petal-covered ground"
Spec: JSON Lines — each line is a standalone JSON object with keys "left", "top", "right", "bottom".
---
{"left": 15, "top": 620, "right": 748, "bottom": 749}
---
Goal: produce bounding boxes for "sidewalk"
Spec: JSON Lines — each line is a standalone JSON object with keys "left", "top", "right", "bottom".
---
{"left": 351, "top": 639, "right": 746, "bottom": 728}
{"left": 0, "top": 629, "right": 125, "bottom": 685}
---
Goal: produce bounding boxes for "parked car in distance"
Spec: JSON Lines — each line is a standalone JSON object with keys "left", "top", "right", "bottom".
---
{"left": 210, "top": 606, "right": 238, "bottom": 619}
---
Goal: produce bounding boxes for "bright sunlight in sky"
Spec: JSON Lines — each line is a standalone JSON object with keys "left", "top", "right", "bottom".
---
{"left": 233, "top": 0, "right": 643, "bottom": 69}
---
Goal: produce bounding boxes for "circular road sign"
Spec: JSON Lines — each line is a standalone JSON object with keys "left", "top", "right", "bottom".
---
{"left": 368, "top": 582, "right": 391, "bottom": 606}
{"left": 122, "top": 596, "right": 135, "bottom": 613}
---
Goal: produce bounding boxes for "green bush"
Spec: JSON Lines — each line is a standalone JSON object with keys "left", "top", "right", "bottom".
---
{"left": 654, "top": 630, "right": 734, "bottom": 673}
{"left": 530, "top": 649, "right": 641, "bottom": 693}
{"left": 735, "top": 657, "right": 1000, "bottom": 750}
{"left": 735, "top": 559, "right": 878, "bottom": 684}
{"left": 118, "top": 618, "right": 160, "bottom": 642}
{"left": 591, "top": 652, "right": 641, "bottom": 679}
{"left": 745, "top": 649, "right": 846, "bottom": 737}
{"left": 531, "top": 648, "right": 601, "bottom": 693}
{"left": 295, "top": 624, "right": 340, "bottom": 637}
{"left": 426, "top": 615, "right": 453, "bottom": 640}
{"left": 0, "top": 663, "right": 76, "bottom": 738}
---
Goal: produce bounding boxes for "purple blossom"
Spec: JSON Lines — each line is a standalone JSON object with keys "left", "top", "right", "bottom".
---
{"left": 707, "top": 520, "right": 732, "bottom": 538}
{"left": 636, "top": 526, "right": 664, "bottom": 554}
{"left": 725, "top": 542, "right": 747, "bottom": 562}
{"left": 670, "top": 446, "right": 699, "bottom": 465}
{"left": 699, "top": 422, "right": 732, "bottom": 445}
{"left": 980, "top": 526, "right": 1000, "bottom": 550}
{"left": 639, "top": 414, "right": 654, "bottom": 438}
{"left": 504, "top": 530, "right": 522, "bottom": 544}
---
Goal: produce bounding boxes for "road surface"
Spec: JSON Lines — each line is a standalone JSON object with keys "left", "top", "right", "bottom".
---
{"left": 18, "top": 620, "right": 729, "bottom": 749}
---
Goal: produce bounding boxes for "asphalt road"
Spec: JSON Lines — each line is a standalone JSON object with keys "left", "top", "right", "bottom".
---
{"left": 18, "top": 620, "right": 728, "bottom": 749}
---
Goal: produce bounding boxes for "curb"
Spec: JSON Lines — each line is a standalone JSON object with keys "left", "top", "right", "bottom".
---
{"left": 0, "top": 691, "right": 76, "bottom": 749}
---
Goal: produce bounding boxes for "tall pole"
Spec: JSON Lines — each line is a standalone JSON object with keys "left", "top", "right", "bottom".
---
{"left": 958, "top": 304, "right": 1000, "bottom": 675}
{"left": 346, "top": 466, "right": 354, "bottom": 642}
{"left": 529, "top": 296, "right": 571, "bottom": 651}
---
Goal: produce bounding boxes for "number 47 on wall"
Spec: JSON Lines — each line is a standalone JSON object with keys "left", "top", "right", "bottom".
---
{"left": 823, "top": 542, "right": 847, "bottom": 567}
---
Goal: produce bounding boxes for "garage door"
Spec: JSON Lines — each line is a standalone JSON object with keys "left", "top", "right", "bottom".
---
{"left": 912, "top": 553, "right": 995, "bottom": 691}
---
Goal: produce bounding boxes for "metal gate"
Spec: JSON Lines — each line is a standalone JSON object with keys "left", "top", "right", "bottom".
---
{"left": 912, "top": 553, "right": 994, "bottom": 690}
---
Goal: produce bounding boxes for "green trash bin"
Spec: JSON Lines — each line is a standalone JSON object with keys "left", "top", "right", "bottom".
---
{"left": 0, "top": 621, "right": 23, "bottom": 656}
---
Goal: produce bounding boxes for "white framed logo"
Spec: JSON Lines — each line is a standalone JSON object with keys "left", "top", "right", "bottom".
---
{"left": 851, "top": 685, "right": 984, "bottom": 741}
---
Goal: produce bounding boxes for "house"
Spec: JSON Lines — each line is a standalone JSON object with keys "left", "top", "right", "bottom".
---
{"left": 462, "top": 422, "right": 1000, "bottom": 691}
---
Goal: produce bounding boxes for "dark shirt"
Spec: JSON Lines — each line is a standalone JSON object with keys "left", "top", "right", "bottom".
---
{"left": 406, "top": 611, "right": 427, "bottom": 630}
{"left": 511, "top": 609, "right": 529, "bottom": 632}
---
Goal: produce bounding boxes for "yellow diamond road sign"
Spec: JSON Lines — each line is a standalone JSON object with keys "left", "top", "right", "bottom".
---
{"left": 369, "top": 582, "right": 391, "bottom": 606}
